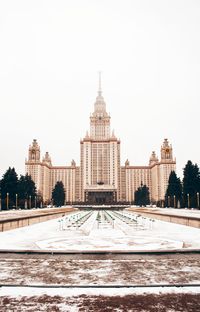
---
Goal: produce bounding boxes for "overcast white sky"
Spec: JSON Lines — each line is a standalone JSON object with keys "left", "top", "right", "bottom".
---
{"left": 0, "top": 0, "right": 199, "bottom": 179}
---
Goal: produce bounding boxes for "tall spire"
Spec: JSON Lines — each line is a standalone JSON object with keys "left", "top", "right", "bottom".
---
{"left": 98, "top": 71, "right": 102, "bottom": 96}
{"left": 93, "top": 71, "right": 107, "bottom": 117}
{"left": 90, "top": 72, "right": 110, "bottom": 139}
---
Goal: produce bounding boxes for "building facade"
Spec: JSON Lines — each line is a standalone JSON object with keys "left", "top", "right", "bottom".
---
{"left": 25, "top": 80, "right": 176, "bottom": 204}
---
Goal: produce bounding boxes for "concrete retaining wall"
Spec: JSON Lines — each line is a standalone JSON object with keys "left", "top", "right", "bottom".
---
{"left": 129, "top": 210, "right": 200, "bottom": 228}
{"left": 0, "top": 208, "right": 75, "bottom": 232}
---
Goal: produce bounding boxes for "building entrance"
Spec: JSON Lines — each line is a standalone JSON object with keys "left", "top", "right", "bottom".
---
{"left": 85, "top": 191, "right": 116, "bottom": 205}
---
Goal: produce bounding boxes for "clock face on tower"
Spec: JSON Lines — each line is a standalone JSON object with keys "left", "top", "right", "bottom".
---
{"left": 165, "top": 148, "right": 170, "bottom": 153}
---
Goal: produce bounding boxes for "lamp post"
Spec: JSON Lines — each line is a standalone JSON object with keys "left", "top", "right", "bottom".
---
{"left": 197, "top": 192, "right": 199, "bottom": 209}
{"left": 6, "top": 193, "right": 9, "bottom": 210}
{"left": 168, "top": 196, "right": 170, "bottom": 207}
{"left": 16, "top": 194, "right": 18, "bottom": 209}
{"left": 187, "top": 193, "right": 190, "bottom": 208}
{"left": 35, "top": 195, "right": 37, "bottom": 208}
{"left": 29, "top": 195, "right": 31, "bottom": 209}
{"left": 173, "top": 195, "right": 176, "bottom": 208}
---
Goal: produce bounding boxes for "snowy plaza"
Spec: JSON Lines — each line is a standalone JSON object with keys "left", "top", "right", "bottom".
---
{"left": 1, "top": 208, "right": 200, "bottom": 311}
{"left": 1, "top": 208, "right": 200, "bottom": 251}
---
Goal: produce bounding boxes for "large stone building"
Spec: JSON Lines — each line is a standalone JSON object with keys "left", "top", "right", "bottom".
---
{"left": 25, "top": 78, "right": 176, "bottom": 204}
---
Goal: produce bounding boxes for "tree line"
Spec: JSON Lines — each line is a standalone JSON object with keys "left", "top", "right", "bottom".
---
{"left": 0, "top": 167, "right": 66, "bottom": 209}
{"left": 165, "top": 160, "right": 200, "bottom": 208}
{"left": 134, "top": 160, "right": 200, "bottom": 208}
{"left": 0, "top": 167, "right": 37, "bottom": 209}
{"left": 134, "top": 184, "right": 150, "bottom": 206}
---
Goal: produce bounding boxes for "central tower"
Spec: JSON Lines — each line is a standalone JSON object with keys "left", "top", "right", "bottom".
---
{"left": 80, "top": 74, "right": 121, "bottom": 204}
{"left": 90, "top": 73, "right": 111, "bottom": 140}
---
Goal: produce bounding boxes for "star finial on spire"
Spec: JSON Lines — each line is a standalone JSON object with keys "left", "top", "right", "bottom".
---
{"left": 98, "top": 71, "right": 102, "bottom": 95}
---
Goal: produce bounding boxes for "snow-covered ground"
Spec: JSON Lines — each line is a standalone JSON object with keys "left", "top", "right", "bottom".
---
{"left": 1, "top": 209, "right": 200, "bottom": 311}
{"left": 0, "top": 286, "right": 200, "bottom": 312}
{"left": 1, "top": 285, "right": 200, "bottom": 297}
{"left": 0, "top": 206, "right": 74, "bottom": 221}
{"left": 0, "top": 257, "right": 200, "bottom": 286}
{"left": 129, "top": 206, "right": 200, "bottom": 218}
{"left": 0, "top": 209, "right": 200, "bottom": 251}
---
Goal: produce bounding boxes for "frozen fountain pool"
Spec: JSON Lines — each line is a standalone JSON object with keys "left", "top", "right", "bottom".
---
{"left": 0, "top": 209, "right": 200, "bottom": 251}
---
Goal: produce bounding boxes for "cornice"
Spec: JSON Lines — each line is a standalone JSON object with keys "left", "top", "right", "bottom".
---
{"left": 82, "top": 138, "right": 120, "bottom": 143}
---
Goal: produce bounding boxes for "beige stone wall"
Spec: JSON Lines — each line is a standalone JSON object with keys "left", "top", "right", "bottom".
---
{"left": 50, "top": 167, "right": 76, "bottom": 203}
{"left": 0, "top": 208, "right": 75, "bottom": 232}
{"left": 26, "top": 162, "right": 77, "bottom": 204}
{"left": 75, "top": 167, "right": 80, "bottom": 202}
{"left": 125, "top": 166, "right": 152, "bottom": 202}
{"left": 80, "top": 138, "right": 121, "bottom": 201}
{"left": 128, "top": 209, "right": 200, "bottom": 229}
{"left": 158, "top": 162, "right": 176, "bottom": 200}
{"left": 150, "top": 164, "right": 159, "bottom": 202}
{"left": 25, "top": 162, "right": 43, "bottom": 194}
{"left": 120, "top": 167, "right": 126, "bottom": 202}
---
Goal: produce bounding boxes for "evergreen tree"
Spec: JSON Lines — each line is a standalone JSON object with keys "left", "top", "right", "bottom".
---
{"left": 0, "top": 167, "right": 18, "bottom": 209}
{"left": 165, "top": 171, "right": 182, "bottom": 208}
{"left": 134, "top": 184, "right": 150, "bottom": 206}
{"left": 183, "top": 161, "right": 200, "bottom": 208}
{"left": 18, "top": 174, "right": 37, "bottom": 208}
{"left": 52, "top": 181, "right": 65, "bottom": 207}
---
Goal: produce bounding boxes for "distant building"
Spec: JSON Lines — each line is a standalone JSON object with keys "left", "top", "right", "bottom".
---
{"left": 25, "top": 77, "right": 176, "bottom": 204}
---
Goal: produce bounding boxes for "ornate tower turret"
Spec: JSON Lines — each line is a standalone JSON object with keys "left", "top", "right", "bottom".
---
{"left": 71, "top": 159, "right": 76, "bottom": 167}
{"left": 42, "top": 152, "right": 52, "bottom": 166}
{"left": 125, "top": 159, "right": 130, "bottom": 167}
{"left": 161, "top": 138, "right": 173, "bottom": 161}
{"left": 28, "top": 139, "right": 40, "bottom": 162}
{"left": 149, "top": 151, "right": 158, "bottom": 166}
